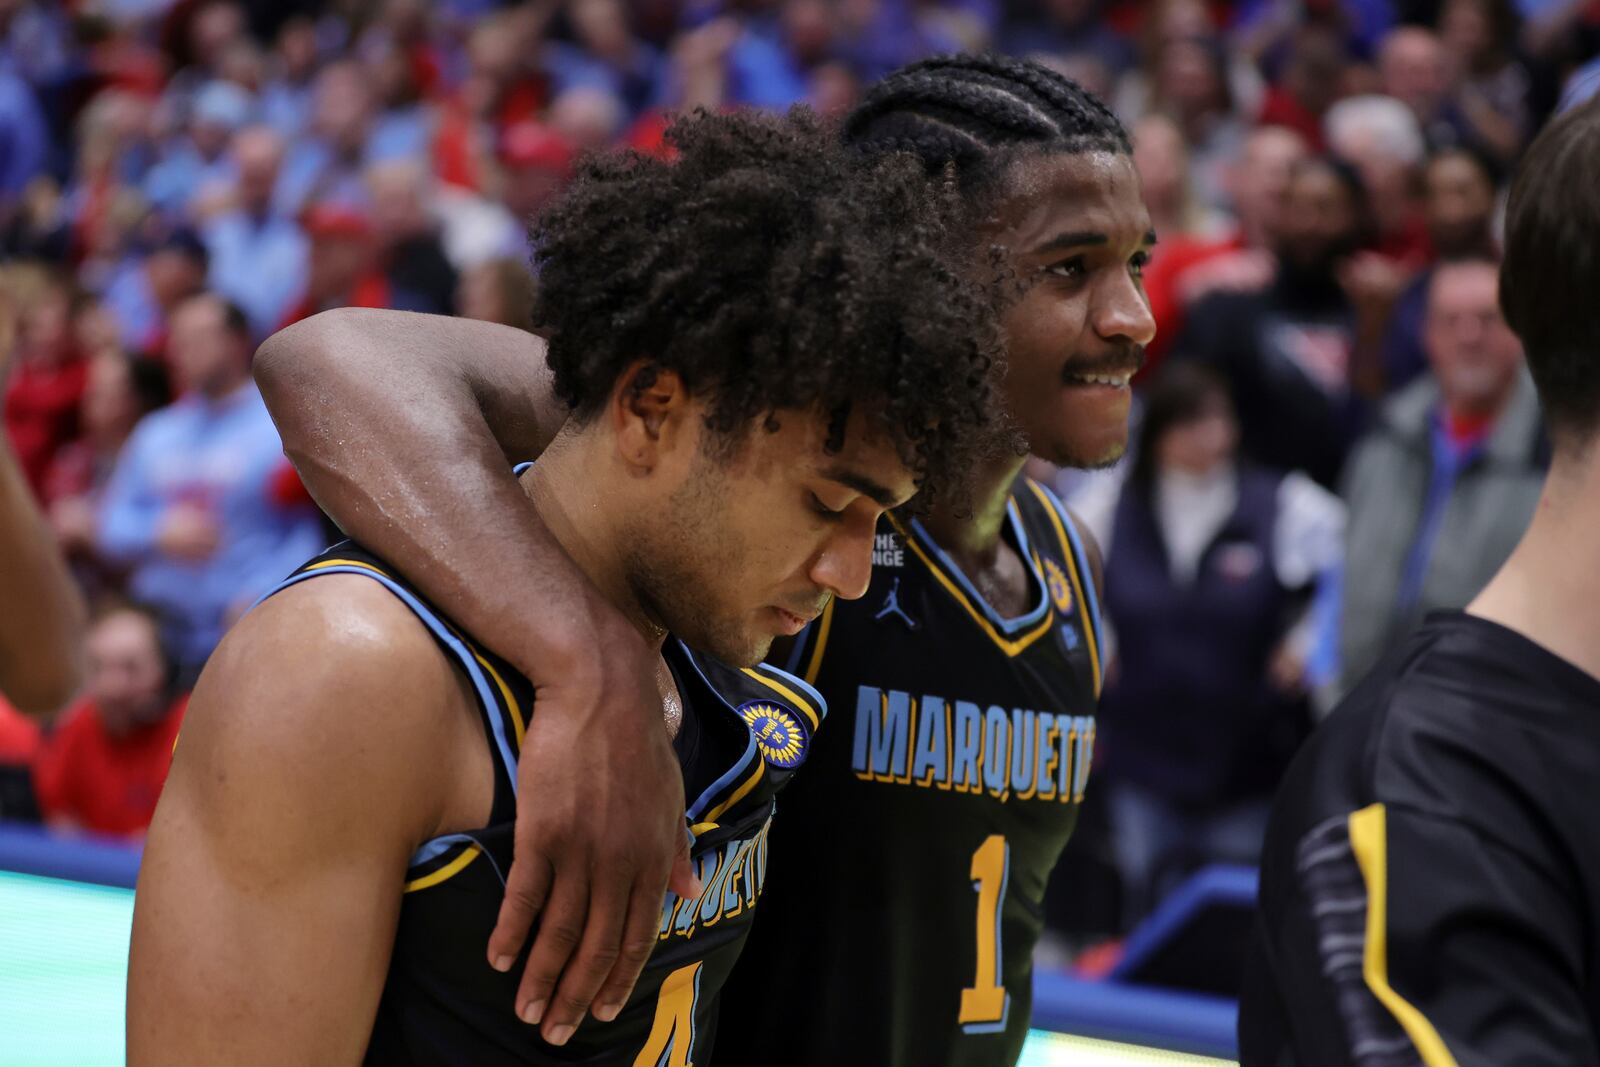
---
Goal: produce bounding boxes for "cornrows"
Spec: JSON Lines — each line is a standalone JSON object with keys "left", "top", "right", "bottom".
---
{"left": 843, "top": 53, "right": 1131, "bottom": 171}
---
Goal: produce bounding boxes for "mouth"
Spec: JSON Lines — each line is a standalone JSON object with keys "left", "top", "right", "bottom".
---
{"left": 1063, "top": 370, "right": 1135, "bottom": 389}
{"left": 769, "top": 606, "right": 818, "bottom": 636}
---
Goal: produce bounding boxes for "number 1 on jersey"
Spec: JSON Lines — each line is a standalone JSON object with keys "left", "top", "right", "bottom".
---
{"left": 958, "top": 834, "right": 1011, "bottom": 1033}
{"left": 633, "top": 961, "right": 702, "bottom": 1067}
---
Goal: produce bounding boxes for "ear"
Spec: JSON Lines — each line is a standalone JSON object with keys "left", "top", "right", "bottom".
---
{"left": 609, "top": 359, "right": 693, "bottom": 471}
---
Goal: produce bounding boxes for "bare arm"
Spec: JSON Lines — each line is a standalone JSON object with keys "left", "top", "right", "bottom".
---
{"left": 0, "top": 432, "right": 84, "bottom": 715}
{"left": 128, "top": 579, "right": 458, "bottom": 1066}
{"left": 253, "top": 308, "right": 692, "bottom": 1043}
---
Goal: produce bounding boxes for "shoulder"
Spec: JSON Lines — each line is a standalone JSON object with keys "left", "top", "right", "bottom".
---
{"left": 175, "top": 574, "right": 461, "bottom": 840}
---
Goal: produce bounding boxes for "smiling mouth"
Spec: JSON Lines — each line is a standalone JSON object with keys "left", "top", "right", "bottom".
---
{"left": 1064, "top": 371, "right": 1135, "bottom": 388}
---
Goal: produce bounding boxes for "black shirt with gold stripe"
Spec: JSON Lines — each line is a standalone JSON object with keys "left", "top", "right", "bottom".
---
{"left": 261, "top": 542, "right": 828, "bottom": 1066}
{"left": 716, "top": 476, "right": 1104, "bottom": 1067}
{"left": 1242, "top": 611, "right": 1600, "bottom": 1066}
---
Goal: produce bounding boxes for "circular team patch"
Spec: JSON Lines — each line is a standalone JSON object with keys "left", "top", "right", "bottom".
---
{"left": 737, "top": 701, "right": 808, "bottom": 769}
{"left": 1044, "top": 558, "right": 1075, "bottom": 615}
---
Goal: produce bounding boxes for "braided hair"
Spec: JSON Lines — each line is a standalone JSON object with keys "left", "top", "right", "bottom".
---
{"left": 843, "top": 54, "right": 1131, "bottom": 204}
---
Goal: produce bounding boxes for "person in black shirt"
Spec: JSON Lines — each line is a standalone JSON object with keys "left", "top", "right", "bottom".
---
{"left": 1175, "top": 157, "right": 1371, "bottom": 490}
{"left": 1241, "top": 97, "right": 1600, "bottom": 1066}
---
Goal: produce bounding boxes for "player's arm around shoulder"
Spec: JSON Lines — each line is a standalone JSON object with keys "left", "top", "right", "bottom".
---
{"left": 127, "top": 575, "right": 473, "bottom": 1067}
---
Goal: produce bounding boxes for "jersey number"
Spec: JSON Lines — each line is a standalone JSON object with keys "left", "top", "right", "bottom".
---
{"left": 958, "top": 835, "right": 1011, "bottom": 1033}
{"left": 633, "top": 962, "right": 703, "bottom": 1067}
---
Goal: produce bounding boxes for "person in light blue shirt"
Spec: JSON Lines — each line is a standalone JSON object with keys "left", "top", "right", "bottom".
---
{"left": 203, "top": 127, "right": 308, "bottom": 337}
{"left": 97, "top": 294, "right": 326, "bottom": 675}
{"left": 142, "top": 81, "right": 252, "bottom": 219}
{"left": 0, "top": 57, "right": 47, "bottom": 201}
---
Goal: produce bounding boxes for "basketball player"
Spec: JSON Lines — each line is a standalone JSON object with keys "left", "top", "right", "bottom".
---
{"left": 258, "top": 56, "right": 1154, "bottom": 1064}
{"left": 127, "top": 110, "right": 1000, "bottom": 1065}
{"left": 1240, "top": 100, "right": 1600, "bottom": 1063}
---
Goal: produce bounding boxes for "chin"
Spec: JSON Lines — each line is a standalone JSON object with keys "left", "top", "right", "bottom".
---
{"left": 1043, "top": 433, "right": 1129, "bottom": 472}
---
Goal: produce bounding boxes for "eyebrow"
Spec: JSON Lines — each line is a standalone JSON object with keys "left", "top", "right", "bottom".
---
{"left": 1032, "top": 229, "right": 1160, "bottom": 254}
{"left": 821, "top": 466, "right": 904, "bottom": 509}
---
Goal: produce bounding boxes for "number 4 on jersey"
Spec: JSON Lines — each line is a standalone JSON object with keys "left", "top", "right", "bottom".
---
{"left": 958, "top": 835, "right": 1011, "bottom": 1034}
{"left": 633, "top": 962, "right": 703, "bottom": 1067}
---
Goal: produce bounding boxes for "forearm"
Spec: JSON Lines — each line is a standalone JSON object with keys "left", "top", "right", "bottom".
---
{"left": 253, "top": 308, "right": 622, "bottom": 678}
{"left": 0, "top": 438, "right": 84, "bottom": 714}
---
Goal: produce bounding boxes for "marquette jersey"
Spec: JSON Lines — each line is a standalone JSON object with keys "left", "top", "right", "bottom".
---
{"left": 263, "top": 544, "right": 828, "bottom": 1067}
{"left": 1241, "top": 612, "right": 1600, "bottom": 1065}
{"left": 718, "top": 478, "right": 1103, "bottom": 1067}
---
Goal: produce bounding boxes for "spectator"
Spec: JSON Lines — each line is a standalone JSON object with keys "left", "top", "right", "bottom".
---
{"left": 494, "top": 120, "right": 573, "bottom": 229}
{"left": 202, "top": 126, "right": 309, "bottom": 337}
{"left": 1141, "top": 124, "right": 1309, "bottom": 370}
{"left": 1133, "top": 113, "right": 1227, "bottom": 249}
{"left": 1079, "top": 363, "right": 1343, "bottom": 920}
{"left": 3, "top": 267, "right": 86, "bottom": 494}
{"left": 100, "top": 227, "right": 210, "bottom": 359}
{"left": 457, "top": 256, "right": 535, "bottom": 329}
{"left": 1439, "top": 0, "right": 1533, "bottom": 165}
{"left": 1380, "top": 145, "right": 1501, "bottom": 390}
{"left": 32, "top": 602, "right": 186, "bottom": 839}
{"left": 547, "top": 83, "right": 626, "bottom": 152}
{"left": 95, "top": 293, "right": 325, "bottom": 676}
{"left": 555, "top": 0, "right": 669, "bottom": 117}
{"left": 280, "top": 204, "right": 386, "bottom": 325}
{"left": 1003, "top": 0, "right": 1133, "bottom": 76}
{"left": 366, "top": 159, "right": 457, "bottom": 314}
{"left": 1175, "top": 157, "right": 1371, "bottom": 489}
{"left": 1331, "top": 257, "right": 1544, "bottom": 696}
{"left": 142, "top": 79, "right": 253, "bottom": 221}
{"left": 1324, "top": 94, "right": 1430, "bottom": 267}
{"left": 0, "top": 49, "right": 48, "bottom": 206}
{"left": 45, "top": 352, "right": 169, "bottom": 594}
{"left": 1379, "top": 26, "right": 1470, "bottom": 152}
{"left": 274, "top": 60, "right": 378, "bottom": 216}
{"left": 362, "top": 34, "right": 434, "bottom": 164}
{"left": 258, "top": 16, "right": 322, "bottom": 138}
{"left": 1256, "top": 25, "right": 1347, "bottom": 152}
{"left": 1150, "top": 34, "right": 1248, "bottom": 214}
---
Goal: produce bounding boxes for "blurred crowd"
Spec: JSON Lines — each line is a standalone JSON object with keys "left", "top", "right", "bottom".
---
{"left": 0, "top": 0, "right": 1592, "bottom": 946}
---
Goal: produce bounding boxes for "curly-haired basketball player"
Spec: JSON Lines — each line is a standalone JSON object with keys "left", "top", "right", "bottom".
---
{"left": 127, "top": 108, "right": 1000, "bottom": 1067}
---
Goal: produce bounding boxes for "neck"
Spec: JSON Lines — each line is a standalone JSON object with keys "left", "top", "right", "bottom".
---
{"left": 1470, "top": 446, "right": 1600, "bottom": 681}
{"left": 920, "top": 451, "right": 1028, "bottom": 563}
{"left": 522, "top": 430, "right": 668, "bottom": 649}
{"left": 1443, "top": 386, "right": 1512, "bottom": 427}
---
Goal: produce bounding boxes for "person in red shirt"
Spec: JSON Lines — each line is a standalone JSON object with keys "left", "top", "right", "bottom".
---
{"left": 3, "top": 268, "right": 88, "bottom": 495}
{"left": 33, "top": 602, "right": 186, "bottom": 839}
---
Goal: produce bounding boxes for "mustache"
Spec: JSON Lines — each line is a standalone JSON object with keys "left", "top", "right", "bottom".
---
{"left": 1062, "top": 345, "right": 1147, "bottom": 382}
{"left": 779, "top": 592, "right": 833, "bottom": 621}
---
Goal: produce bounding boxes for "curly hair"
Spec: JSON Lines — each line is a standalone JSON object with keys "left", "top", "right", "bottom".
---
{"left": 842, "top": 53, "right": 1131, "bottom": 209}
{"left": 531, "top": 107, "right": 1001, "bottom": 495}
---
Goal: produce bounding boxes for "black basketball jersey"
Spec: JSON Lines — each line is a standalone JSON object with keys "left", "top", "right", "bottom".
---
{"left": 716, "top": 477, "right": 1103, "bottom": 1067}
{"left": 1241, "top": 611, "right": 1600, "bottom": 1066}
{"left": 262, "top": 543, "right": 829, "bottom": 1067}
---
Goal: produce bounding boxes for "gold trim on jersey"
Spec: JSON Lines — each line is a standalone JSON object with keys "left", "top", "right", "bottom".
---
{"left": 885, "top": 512, "right": 1056, "bottom": 658}
{"left": 1348, "top": 804, "right": 1461, "bottom": 1067}
{"left": 1024, "top": 481, "right": 1103, "bottom": 696}
{"left": 689, "top": 758, "right": 766, "bottom": 838}
{"left": 802, "top": 597, "right": 835, "bottom": 685}
{"left": 303, "top": 557, "right": 530, "bottom": 748}
{"left": 739, "top": 667, "right": 821, "bottom": 733}
{"left": 404, "top": 844, "right": 482, "bottom": 893}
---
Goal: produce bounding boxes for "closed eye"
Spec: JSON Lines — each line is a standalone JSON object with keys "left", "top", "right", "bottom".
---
{"left": 1046, "top": 257, "right": 1086, "bottom": 282}
{"left": 810, "top": 492, "right": 845, "bottom": 521}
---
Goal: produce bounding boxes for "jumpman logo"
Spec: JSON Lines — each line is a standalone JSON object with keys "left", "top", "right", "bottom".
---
{"left": 874, "top": 577, "right": 920, "bottom": 631}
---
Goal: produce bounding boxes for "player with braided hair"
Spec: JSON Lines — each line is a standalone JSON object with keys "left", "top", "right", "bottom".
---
{"left": 255, "top": 55, "right": 1155, "bottom": 1066}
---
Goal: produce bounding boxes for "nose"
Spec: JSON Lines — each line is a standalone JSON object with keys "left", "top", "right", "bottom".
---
{"left": 808, "top": 516, "right": 877, "bottom": 602}
{"left": 1093, "top": 269, "right": 1158, "bottom": 348}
